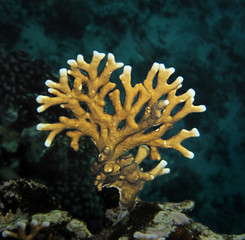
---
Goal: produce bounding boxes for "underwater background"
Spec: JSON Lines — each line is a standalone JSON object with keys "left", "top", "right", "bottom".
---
{"left": 0, "top": 0, "right": 244, "bottom": 235}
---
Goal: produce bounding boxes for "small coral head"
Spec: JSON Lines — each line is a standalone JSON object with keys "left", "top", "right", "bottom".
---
{"left": 36, "top": 51, "right": 206, "bottom": 207}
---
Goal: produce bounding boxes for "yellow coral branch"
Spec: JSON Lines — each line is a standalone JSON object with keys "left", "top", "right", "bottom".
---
{"left": 2, "top": 220, "right": 49, "bottom": 240}
{"left": 36, "top": 51, "right": 206, "bottom": 207}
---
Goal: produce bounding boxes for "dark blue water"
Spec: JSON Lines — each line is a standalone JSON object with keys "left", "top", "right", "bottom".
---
{"left": 0, "top": 0, "right": 244, "bottom": 234}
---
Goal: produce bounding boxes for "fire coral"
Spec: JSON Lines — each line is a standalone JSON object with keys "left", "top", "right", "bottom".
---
{"left": 36, "top": 51, "right": 206, "bottom": 207}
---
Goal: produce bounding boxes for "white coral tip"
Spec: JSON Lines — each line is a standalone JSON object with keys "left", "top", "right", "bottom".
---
{"left": 77, "top": 54, "right": 84, "bottom": 63}
{"left": 44, "top": 139, "right": 52, "bottom": 147}
{"left": 188, "top": 88, "right": 196, "bottom": 97}
{"left": 45, "top": 80, "right": 53, "bottom": 87}
{"left": 163, "top": 168, "right": 171, "bottom": 174}
{"left": 159, "top": 63, "right": 166, "bottom": 70}
{"left": 163, "top": 99, "right": 169, "bottom": 107}
{"left": 59, "top": 68, "right": 67, "bottom": 76}
{"left": 159, "top": 159, "right": 168, "bottom": 168}
{"left": 36, "top": 123, "right": 45, "bottom": 130}
{"left": 176, "top": 76, "right": 184, "bottom": 84}
{"left": 36, "top": 105, "right": 46, "bottom": 113}
{"left": 199, "top": 105, "right": 207, "bottom": 112}
{"left": 177, "top": 83, "right": 183, "bottom": 89}
{"left": 187, "top": 152, "right": 195, "bottom": 159}
{"left": 2, "top": 230, "right": 11, "bottom": 237}
{"left": 48, "top": 88, "right": 55, "bottom": 94}
{"left": 67, "top": 59, "right": 77, "bottom": 67}
{"left": 124, "top": 65, "right": 132, "bottom": 74}
{"left": 36, "top": 95, "right": 45, "bottom": 103}
{"left": 168, "top": 67, "right": 175, "bottom": 74}
{"left": 117, "top": 62, "right": 124, "bottom": 68}
{"left": 152, "top": 62, "right": 160, "bottom": 71}
{"left": 93, "top": 50, "right": 105, "bottom": 59}
{"left": 108, "top": 52, "right": 115, "bottom": 61}
{"left": 191, "top": 128, "right": 200, "bottom": 137}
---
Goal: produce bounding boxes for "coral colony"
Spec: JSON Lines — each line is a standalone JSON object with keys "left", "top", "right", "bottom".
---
{"left": 36, "top": 51, "right": 206, "bottom": 208}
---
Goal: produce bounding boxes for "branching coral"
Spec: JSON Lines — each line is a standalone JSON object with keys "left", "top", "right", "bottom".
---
{"left": 2, "top": 219, "right": 49, "bottom": 240}
{"left": 36, "top": 51, "right": 206, "bottom": 207}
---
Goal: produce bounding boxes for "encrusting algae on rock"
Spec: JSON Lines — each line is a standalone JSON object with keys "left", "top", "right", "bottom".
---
{"left": 36, "top": 51, "right": 206, "bottom": 208}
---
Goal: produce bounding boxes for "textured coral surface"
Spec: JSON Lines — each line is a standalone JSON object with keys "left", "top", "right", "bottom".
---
{"left": 36, "top": 51, "right": 205, "bottom": 207}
